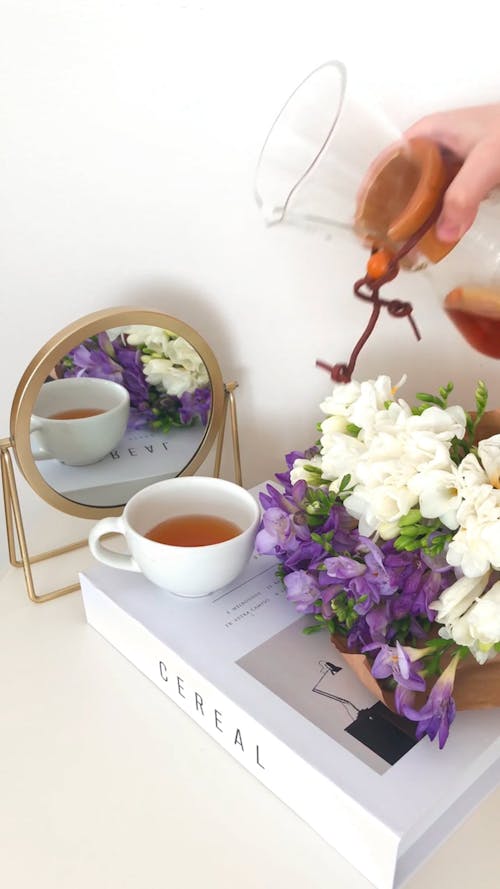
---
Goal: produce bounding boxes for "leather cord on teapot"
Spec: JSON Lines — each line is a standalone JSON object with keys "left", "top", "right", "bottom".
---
{"left": 316, "top": 197, "right": 445, "bottom": 384}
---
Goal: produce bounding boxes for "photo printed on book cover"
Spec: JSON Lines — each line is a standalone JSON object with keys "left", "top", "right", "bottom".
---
{"left": 237, "top": 617, "right": 418, "bottom": 775}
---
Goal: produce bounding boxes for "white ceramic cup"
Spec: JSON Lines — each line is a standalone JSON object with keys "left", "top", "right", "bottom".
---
{"left": 30, "top": 377, "right": 130, "bottom": 466}
{"left": 88, "top": 476, "right": 261, "bottom": 597}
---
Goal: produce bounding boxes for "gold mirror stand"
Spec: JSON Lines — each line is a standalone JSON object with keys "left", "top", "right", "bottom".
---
{"left": 1, "top": 381, "right": 242, "bottom": 605}
{"left": 1, "top": 437, "right": 86, "bottom": 603}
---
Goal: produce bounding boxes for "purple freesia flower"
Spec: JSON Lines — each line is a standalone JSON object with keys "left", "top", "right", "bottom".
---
{"left": 322, "top": 504, "right": 359, "bottom": 539}
{"left": 350, "top": 540, "right": 396, "bottom": 612}
{"left": 394, "top": 684, "right": 416, "bottom": 716}
{"left": 259, "top": 480, "right": 307, "bottom": 514}
{"left": 323, "top": 555, "right": 366, "bottom": 580}
{"left": 275, "top": 446, "right": 320, "bottom": 486}
{"left": 381, "top": 543, "right": 455, "bottom": 622}
{"left": 178, "top": 387, "right": 211, "bottom": 425}
{"left": 398, "top": 655, "right": 459, "bottom": 748}
{"left": 365, "top": 606, "right": 391, "bottom": 646}
{"left": 283, "top": 539, "right": 325, "bottom": 571}
{"left": 369, "top": 642, "right": 426, "bottom": 691}
{"left": 66, "top": 340, "right": 123, "bottom": 382}
{"left": 284, "top": 570, "right": 321, "bottom": 614}
{"left": 322, "top": 537, "right": 397, "bottom": 616}
{"left": 320, "top": 584, "right": 345, "bottom": 619}
{"left": 111, "top": 339, "right": 155, "bottom": 428}
{"left": 62, "top": 333, "right": 155, "bottom": 430}
{"left": 255, "top": 507, "right": 297, "bottom": 555}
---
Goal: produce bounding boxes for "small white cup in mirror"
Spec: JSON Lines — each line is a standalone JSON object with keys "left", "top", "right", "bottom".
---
{"left": 88, "top": 476, "right": 261, "bottom": 597}
{"left": 30, "top": 377, "right": 130, "bottom": 466}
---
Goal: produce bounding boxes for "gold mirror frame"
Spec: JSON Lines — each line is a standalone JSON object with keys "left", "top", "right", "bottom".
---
{"left": 1, "top": 306, "right": 242, "bottom": 604}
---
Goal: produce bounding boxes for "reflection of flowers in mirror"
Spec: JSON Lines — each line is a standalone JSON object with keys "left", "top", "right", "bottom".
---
{"left": 256, "top": 373, "right": 500, "bottom": 749}
{"left": 126, "top": 325, "right": 209, "bottom": 397}
{"left": 57, "top": 326, "right": 211, "bottom": 433}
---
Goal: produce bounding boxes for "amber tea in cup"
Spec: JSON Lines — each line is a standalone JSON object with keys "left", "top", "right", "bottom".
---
{"left": 49, "top": 408, "right": 106, "bottom": 420}
{"left": 88, "top": 476, "right": 261, "bottom": 597}
{"left": 145, "top": 514, "right": 242, "bottom": 547}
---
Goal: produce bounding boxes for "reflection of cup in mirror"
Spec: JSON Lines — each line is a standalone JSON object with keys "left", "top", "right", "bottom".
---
{"left": 30, "top": 378, "right": 130, "bottom": 466}
{"left": 88, "top": 476, "right": 260, "bottom": 596}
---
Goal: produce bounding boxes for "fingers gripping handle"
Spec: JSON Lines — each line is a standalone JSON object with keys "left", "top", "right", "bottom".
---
{"left": 88, "top": 516, "right": 141, "bottom": 572}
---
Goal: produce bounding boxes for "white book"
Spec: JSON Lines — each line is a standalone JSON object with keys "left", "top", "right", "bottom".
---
{"left": 80, "top": 490, "right": 500, "bottom": 889}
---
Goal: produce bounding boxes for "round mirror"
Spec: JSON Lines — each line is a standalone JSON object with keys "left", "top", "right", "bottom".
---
{"left": 10, "top": 307, "right": 225, "bottom": 518}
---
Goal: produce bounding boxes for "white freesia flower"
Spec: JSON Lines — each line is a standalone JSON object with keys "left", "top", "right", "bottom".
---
{"left": 348, "top": 376, "right": 406, "bottom": 432}
{"left": 125, "top": 325, "right": 174, "bottom": 354}
{"left": 444, "top": 435, "right": 500, "bottom": 576}
{"left": 445, "top": 519, "right": 500, "bottom": 577}
{"left": 369, "top": 399, "right": 412, "bottom": 435}
{"left": 165, "top": 337, "right": 209, "bottom": 384}
{"left": 136, "top": 333, "right": 209, "bottom": 397}
{"left": 320, "top": 414, "right": 350, "bottom": 438}
{"left": 460, "top": 582, "right": 500, "bottom": 663}
{"left": 457, "top": 453, "right": 491, "bottom": 492}
{"left": 290, "top": 456, "right": 323, "bottom": 486}
{"left": 476, "top": 435, "right": 500, "bottom": 488}
{"left": 430, "top": 573, "right": 490, "bottom": 625}
{"left": 408, "top": 465, "right": 461, "bottom": 529}
{"left": 406, "top": 404, "right": 467, "bottom": 440}
{"left": 434, "top": 577, "right": 500, "bottom": 664}
{"left": 344, "top": 484, "right": 417, "bottom": 537}
{"left": 456, "top": 483, "right": 500, "bottom": 527}
{"left": 320, "top": 433, "right": 366, "bottom": 485}
{"left": 357, "top": 430, "right": 404, "bottom": 467}
{"left": 320, "top": 380, "right": 362, "bottom": 417}
{"left": 325, "top": 395, "right": 464, "bottom": 536}
{"left": 320, "top": 374, "right": 406, "bottom": 431}
{"left": 143, "top": 359, "right": 195, "bottom": 396}
{"left": 377, "top": 520, "right": 401, "bottom": 540}
{"left": 404, "top": 432, "right": 456, "bottom": 472}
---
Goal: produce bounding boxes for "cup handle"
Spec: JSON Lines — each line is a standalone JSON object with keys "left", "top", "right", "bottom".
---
{"left": 30, "top": 418, "right": 51, "bottom": 461}
{"left": 88, "top": 516, "right": 141, "bottom": 573}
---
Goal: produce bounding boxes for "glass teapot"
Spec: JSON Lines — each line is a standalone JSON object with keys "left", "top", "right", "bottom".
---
{"left": 255, "top": 60, "right": 500, "bottom": 359}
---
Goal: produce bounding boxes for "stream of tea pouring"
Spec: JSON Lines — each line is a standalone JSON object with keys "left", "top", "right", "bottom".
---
{"left": 255, "top": 61, "right": 500, "bottom": 374}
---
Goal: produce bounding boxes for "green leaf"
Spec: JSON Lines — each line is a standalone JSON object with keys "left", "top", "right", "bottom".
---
{"left": 306, "top": 515, "right": 326, "bottom": 528}
{"left": 415, "top": 392, "right": 444, "bottom": 407}
{"left": 457, "top": 645, "right": 472, "bottom": 661}
{"left": 396, "top": 524, "right": 424, "bottom": 539}
{"left": 346, "top": 423, "right": 361, "bottom": 437}
{"left": 425, "top": 637, "right": 453, "bottom": 651}
{"left": 339, "top": 474, "right": 352, "bottom": 492}
{"left": 303, "top": 463, "right": 322, "bottom": 476}
{"left": 439, "top": 383, "right": 453, "bottom": 397}
{"left": 401, "top": 539, "right": 423, "bottom": 552}
{"left": 399, "top": 508, "right": 422, "bottom": 527}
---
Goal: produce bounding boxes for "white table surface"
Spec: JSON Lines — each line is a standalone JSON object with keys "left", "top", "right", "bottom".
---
{"left": 1, "top": 530, "right": 499, "bottom": 889}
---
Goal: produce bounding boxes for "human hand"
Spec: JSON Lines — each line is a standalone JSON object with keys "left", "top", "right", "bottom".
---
{"left": 405, "top": 104, "right": 500, "bottom": 241}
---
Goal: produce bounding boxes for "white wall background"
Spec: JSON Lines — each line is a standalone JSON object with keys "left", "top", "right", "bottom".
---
{"left": 2, "top": 0, "right": 500, "bottom": 571}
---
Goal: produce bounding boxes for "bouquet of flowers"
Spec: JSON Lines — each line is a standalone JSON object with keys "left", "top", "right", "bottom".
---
{"left": 256, "top": 374, "right": 500, "bottom": 748}
{"left": 57, "top": 325, "right": 211, "bottom": 433}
